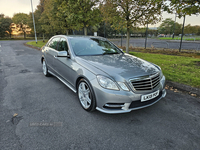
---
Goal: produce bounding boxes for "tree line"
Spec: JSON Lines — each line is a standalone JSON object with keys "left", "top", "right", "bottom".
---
{"left": 0, "top": 0, "right": 200, "bottom": 53}
{"left": 0, "top": 14, "right": 12, "bottom": 38}
{"left": 158, "top": 18, "right": 200, "bottom": 36}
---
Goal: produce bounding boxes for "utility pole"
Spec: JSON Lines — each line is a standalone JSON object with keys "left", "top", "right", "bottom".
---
{"left": 31, "top": 0, "right": 37, "bottom": 44}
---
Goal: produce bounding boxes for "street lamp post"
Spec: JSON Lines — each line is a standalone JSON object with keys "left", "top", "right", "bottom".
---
{"left": 31, "top": 0, "right": 37, "bottom": 44}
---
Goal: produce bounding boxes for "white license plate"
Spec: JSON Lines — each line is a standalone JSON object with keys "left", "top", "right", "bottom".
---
{"left": 141, "top": 90, "right": 159, "bottom": 102}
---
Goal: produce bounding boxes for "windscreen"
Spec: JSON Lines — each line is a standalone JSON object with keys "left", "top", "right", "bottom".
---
{"left": 69, "top": 38, "right": 122, "bottom": 56}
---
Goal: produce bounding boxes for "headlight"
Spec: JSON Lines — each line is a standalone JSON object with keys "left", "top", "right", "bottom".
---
{"left": 97, "top": 75, "right": 119, "bottom": 90}
{"left": 156, "top": 65, "right": 163, "bottom": 79}
{"left": 117, "top": 82, "right": 129, "bottom": 91}
{"left": 160, "top": 71, "right": 164, "bottom": 79}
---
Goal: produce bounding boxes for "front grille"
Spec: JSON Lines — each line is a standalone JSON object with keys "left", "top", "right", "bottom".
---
{"left": 130, "top": 73, "right": 160, "bottom": 91}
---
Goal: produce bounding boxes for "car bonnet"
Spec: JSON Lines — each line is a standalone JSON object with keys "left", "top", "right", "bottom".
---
{"left": 76, "top": 53, "right": 160, "bottom": 81}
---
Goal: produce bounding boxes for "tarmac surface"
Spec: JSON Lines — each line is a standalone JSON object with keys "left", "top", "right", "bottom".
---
{"left": 0, "top": 40, "right": 200, "bottom": 150}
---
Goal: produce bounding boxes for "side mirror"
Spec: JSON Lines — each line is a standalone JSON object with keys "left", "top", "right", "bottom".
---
{"left": 57, "top": 51, "right": 69, "bottom": 58}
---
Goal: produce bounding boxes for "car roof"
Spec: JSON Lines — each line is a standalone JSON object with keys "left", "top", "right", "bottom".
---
{"left": 53, "top": 35, "right": 106, "bottom": 40}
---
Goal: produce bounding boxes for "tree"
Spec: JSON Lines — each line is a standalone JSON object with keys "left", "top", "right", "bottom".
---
{"left": 197, "top": 26, "right": 200, "bottom": 35}
{"left": 147, "top": 29, "right": 158, "bottom": 37}
{"left": 39, "top": 0, "right": 66, "bottom": 37}
{"left": 165, "top": 1, "right": 200, "bottom": 52}
{"left": 100, "top": 0, "right": 163, "bottom": 53}
{"left": 184, "top": 24, "right": 199, "bottom": 35}
{"left": 12, "top": 13, "right": 30, "bottom": 39}
{"left": 0, "top": 15, "right": 12, "bottom": 38}
{"left": 167, "top": 0, "right": 200, "bottom": 18}
{"left": 97, "top": 21, "right": 117, "bottom": 38}
{"left": 158, "top": 18, "right": 181, "bottom": 35}
{"left": 0, "top": 13, "right": 4, "bottom": 19}
{"left": 53, "top": 0, "right": 74, "bottom": 35}
{"left": 56, "top": 0, "right": 101, "bottom": 35}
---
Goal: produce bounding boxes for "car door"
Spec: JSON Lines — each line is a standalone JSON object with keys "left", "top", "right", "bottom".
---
{"left": 45, "top": 37, "right": 60, "bottom": 71}
{"left": 54, "top": 38, "right": 73, "bottom": 85}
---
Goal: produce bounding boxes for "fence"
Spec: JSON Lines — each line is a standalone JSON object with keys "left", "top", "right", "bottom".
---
{"left": 109, "top": 37, "right": 200, "bottom": 51}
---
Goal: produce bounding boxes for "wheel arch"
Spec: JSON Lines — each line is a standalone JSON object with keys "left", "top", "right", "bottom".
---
{"left": 75, "top": 75, "right": 95, "bottom": 91}
{"left": 41, "top": 56, "right": 44, "bottom": 64}
{"left": 76, "top": 76, "right": 85, "bottom": 91}
{"left": 76, "top": 76, "right": 97, "bottom": 111}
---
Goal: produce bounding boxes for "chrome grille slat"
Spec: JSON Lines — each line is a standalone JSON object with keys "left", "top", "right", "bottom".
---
{"left": 133, "top": 83, "right": 152, "bottom": 88}
{"left": 152, "top": 81, "right": 159, "bottom": 88}
{"left": 134, "top": 87, "right": 152, "bottom": 90}
{"left": 132, "top": 80, "right": 151, "bottom": 85}
{"left": 152, "top": 76, "right": 159, "bottom": 82}
{"left": 130, "top": 73, "right": 160, "bottom": 91}
{"left": 153, "top": 79, "right": 160, "bottom": 85}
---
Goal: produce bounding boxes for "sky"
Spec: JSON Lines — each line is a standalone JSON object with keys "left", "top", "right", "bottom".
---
{"left": 0, "top": 0, "right": 200, "bottom": 28}
{"left": 0, "top": 0, "right": 40, "bottom": 17}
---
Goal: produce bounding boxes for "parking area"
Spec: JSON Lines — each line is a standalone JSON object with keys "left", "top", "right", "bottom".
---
{"left": 0, "top": 40, "right": 200, "bottom": 150}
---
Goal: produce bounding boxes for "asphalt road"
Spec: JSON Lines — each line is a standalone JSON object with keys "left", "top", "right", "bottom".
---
{"left": 0, "top": 40, "right": 200, "bottom": 150}
{"left": 111, "top": 38, "right": 200, "bottom": 50}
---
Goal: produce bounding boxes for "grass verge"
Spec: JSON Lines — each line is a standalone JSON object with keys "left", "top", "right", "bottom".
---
{"left": 26, "top": 40, "right": 47, "bottom": 48}
{"left": 26, "top": 41, "right": 200, "bottom": 88}
{"left": 159, "top": 37, "right": 200, "bottom": 41}
{"left": 129, "top": 51, "right": 200, "bottom": 88}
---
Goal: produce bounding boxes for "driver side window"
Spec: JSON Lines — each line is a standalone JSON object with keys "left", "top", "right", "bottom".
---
{"left": 47, "top": 37, "right": 60, "bottom": 50}
{"left": 58, "top": 38, "right": 69, "bottom": 52}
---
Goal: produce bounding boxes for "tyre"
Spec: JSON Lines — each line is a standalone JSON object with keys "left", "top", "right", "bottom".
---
{"left": 77, "top": 78, "right": 96, "bottom": 112}
{"left": 42, "top": 59, "right": 50, "bottom": 77}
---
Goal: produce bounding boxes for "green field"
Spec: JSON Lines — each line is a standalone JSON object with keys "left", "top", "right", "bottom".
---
{"left": 26, "top": 41, "right": 200, "bottom": 88}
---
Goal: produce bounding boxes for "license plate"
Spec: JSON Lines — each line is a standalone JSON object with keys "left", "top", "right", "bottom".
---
{"left": 141, "top": 90, "right": 159, "bottom": 102}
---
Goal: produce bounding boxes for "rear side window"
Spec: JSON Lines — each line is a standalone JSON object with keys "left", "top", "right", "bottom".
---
{"left": 57, "top": 38, "right": 69, "bottom": 52}
{"left": 47, "top": 38, "right": 60, "bottom": 50}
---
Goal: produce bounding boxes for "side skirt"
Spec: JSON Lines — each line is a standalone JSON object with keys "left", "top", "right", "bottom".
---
{"left": 48, "top": 70, "right": 77, "bottom": 93}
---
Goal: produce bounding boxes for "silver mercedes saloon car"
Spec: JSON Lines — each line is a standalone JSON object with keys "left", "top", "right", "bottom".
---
{"left": 41, "top": 35, "right": 166, "bottom": 114}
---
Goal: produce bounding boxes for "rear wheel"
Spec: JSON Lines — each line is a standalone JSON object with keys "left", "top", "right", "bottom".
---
{"left": 77, "top": 79, "right": 96, "bottom": 112}
{"left": 42, "top": 59, "right": 50, "bottom": 77}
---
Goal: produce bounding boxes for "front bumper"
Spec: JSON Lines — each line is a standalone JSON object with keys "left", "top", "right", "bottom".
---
{"left": 96, "top": 89, "right": 166, "bottom": 114}
{"left": 91, "top": 75, "right": 166, "bottom": 114}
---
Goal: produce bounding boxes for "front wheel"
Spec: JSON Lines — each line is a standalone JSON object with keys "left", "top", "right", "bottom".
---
{"left": 77, "top": 79, "right": 96, "bottom": 112}
{"left": 42, "top": 59, "right": 50, "bottom": 77}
